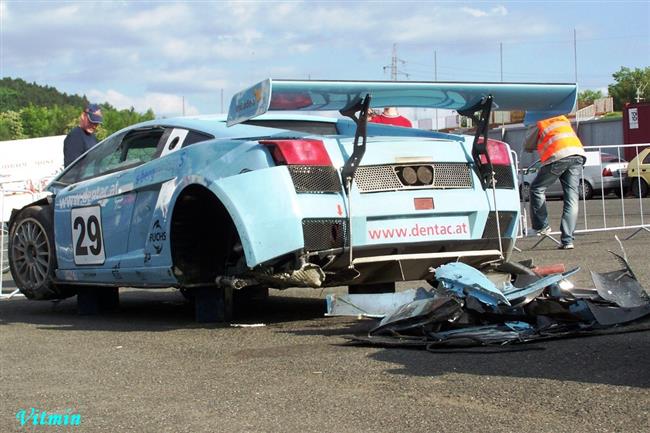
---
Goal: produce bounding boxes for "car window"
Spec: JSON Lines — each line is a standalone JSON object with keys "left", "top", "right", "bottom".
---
{"left": 643, "top": 152, "right": 650, "bottom": 165}
{"left": 59, "top": 127, "right": 165, "bottom": 184}
{"left": 601, "top": 153, "right": 625, "bottom": 163}
{"left": 182, "top": 130, "right": 214, "bottom": 147}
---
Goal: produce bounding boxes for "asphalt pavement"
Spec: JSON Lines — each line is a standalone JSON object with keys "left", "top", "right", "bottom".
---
{"left": 1, "top": 197, "right": 649, "bottom": 433}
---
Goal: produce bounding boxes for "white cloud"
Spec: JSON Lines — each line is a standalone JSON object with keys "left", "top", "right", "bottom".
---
{"left": 147, "top": 66, "right": 230, "bottom": 94}
{"left": 288, "top": 43, "right": 312, "bottom": 54}
{"left": 48, "top": 4, "right": 81, "bottom": 20}
{"left": 384, "top": 6, "right": 543, "bottom": 45}
{"left": 121, "top": 3, "right": 191, "bottom": 31}
{"left": 87, "top": 89, "right": 199, "bottom": 117}
{"left": 462, "top": 5, "right": 508, "bottom": 18}
{"left": 462, "top": 7, "right": 488, "bottom": 18}
{"left": 491, "top": 6, "right": 508, "bottom": 16}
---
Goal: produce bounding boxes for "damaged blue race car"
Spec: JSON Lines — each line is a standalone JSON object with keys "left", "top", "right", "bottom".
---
{"left": 7, "top": 79, "right": 577, "bottom": 321}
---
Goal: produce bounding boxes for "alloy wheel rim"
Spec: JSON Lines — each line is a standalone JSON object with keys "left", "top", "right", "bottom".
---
{"left": 12, "top": 218, "right": 50, "bottom": 289}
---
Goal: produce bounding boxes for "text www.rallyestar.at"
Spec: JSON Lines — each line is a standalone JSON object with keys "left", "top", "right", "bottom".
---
{"left": 368, "top": 222, "right": 469, "bottom": 240}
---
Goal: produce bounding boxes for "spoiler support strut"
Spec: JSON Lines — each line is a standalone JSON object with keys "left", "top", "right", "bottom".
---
{"left": 459, "top": 95, "right": 504, "bottom": 258}
{"left": 339, "top": 94, "right": 371, "bottom": 269}
{"left": 340, "top": 94, "right": 372, "bottom": 193}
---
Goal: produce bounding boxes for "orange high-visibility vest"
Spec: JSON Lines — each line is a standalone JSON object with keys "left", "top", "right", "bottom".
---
{"left": 536, "top": 115, "right": 584, "bottom": 163}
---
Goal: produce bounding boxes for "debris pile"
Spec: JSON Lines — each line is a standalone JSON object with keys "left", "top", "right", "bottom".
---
{"left": 326, "top": 249, "right": 650, "bottom": 349}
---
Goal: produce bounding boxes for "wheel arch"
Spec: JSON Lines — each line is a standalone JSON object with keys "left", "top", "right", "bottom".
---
{"left": 168, "top": 182, "right": 249, "bottom": 285}
{"left": 7, "top": 196, "right": 53, "bottom": 233}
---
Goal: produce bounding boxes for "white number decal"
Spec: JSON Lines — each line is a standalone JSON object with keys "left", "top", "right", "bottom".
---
{"left": 71, "top": 206, "right": 105, "bottom": 265}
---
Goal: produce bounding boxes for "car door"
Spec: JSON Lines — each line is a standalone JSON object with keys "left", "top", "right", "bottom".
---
{"left": 53, "top": 127, "right": 166, "bottom": 274}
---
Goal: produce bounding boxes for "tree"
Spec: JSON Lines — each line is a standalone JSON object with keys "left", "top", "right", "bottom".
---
{"left": 0, "top": 111, "right": 26, "bottom": 140}
{"left": 608, "top": 67, "right": 650, "bottom": 110}
{"left": 577, "top": 89, "right": 603, "bottom": 109}
{"left": 1, "top": 77, "right": 156, "bottom": 139}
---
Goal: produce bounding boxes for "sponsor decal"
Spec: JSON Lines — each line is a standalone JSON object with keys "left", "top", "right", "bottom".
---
{"left": 134, "top": 168, "right": 156, "bottom": 185}
{"left": 112, "top": 262, "right": 122, "bottom": 280}
{"left": 71, "top": 206, "right": 105, "bottom": 265}
{"left": 366, "top": 216, "right": 470, "bottom": 244}
{"left": 149, "top": 220, "right": 166, "bottom": 254}
{"left": 57, "top": 183, "right": 119, "bottom": 209}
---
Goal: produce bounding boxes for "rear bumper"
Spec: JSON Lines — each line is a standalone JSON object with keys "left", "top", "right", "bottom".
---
{"left": 317, "top": 237, "right": 514, "bottom": 285}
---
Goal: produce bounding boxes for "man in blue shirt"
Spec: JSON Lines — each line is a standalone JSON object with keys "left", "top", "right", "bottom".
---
{"left": 63, "top": 103, "right": 103, "bottom": 167}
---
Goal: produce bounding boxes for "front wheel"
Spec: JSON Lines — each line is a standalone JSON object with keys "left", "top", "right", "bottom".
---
{"left": 8, "top": 206, "right": 75, "bottom": 300}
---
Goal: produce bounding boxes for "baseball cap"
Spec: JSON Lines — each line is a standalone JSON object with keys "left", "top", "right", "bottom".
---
{"left": 85, "top": 103, "right": 103, "bottom": 124}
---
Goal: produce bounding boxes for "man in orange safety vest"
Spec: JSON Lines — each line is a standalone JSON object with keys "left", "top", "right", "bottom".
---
{"left": 524, "top": 115, "right": 586, "bottom": 249}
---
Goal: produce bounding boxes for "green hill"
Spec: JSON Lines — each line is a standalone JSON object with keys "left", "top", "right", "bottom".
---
{"left": 0, "top": 77, "right": 155, "bottom": 140}
{"left": 1, "top": 77, "right": 88, "bottom": 112}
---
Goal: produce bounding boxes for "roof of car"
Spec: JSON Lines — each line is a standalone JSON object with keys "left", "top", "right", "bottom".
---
{"left": 129, "top": 113, "right": 339, "bottom": 138}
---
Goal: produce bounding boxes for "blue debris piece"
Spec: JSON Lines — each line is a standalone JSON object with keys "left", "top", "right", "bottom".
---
{"left": 370, "top": 296, "right": 463, "bottom": 336}
{"left": 427, "top": 322, "right": 535, "bottom": 346}
{"left": 345, "top": 246, "right": 650, "bottom": 349}
{"left": 504, "top": 267, "right": 580, "bottom": 306}
{"left": 585, "top": 302, "right": 650, "bottom": 326}
{"left": 435, "top": 262, "right": 511, "bottom": 306}
{"left": 590, "top": 269, "right": 650, "bottom": 308}
{"left": 326, "top": 288, "right": 434, "bottom": 318}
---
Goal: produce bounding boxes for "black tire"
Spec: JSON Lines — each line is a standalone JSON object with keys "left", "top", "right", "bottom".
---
{"left": 1, "top": 227, "right": 8, "bottom": 274}
{"left": 579, "top": 180, "right": 593, "bottom": 200}
{"left": 631, "top": 178, "right": 649, "bottom": 198}
{"left": 613, "top": 186, "right": 626, "bottom": 198}
{"left": 8, "top": 205, "right": 75, "bottom": 300}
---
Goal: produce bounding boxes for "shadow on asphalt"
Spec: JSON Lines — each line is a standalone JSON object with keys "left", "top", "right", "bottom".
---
{"left": 0, "top": 289, "right": 328, "bottom": 331}
{"left": 362, "top": 325, "right": 650, "bottom": 388}
{"left": 4, "top": 280, "right": 650, "bottom": 389}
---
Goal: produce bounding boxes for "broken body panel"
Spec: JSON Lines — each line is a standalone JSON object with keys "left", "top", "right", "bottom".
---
{"left": 342, "top": 249, "right": 650, "bottom": 349}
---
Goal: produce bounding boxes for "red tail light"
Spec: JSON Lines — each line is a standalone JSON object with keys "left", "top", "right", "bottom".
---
{"left": 259, "top": 139, "right": 332, "bottom": 166}
{"left": 477, "top": 138, "right": 511, "bottom": 166}
{"left": 269, "top": 92, "right": 313, "bottom": 110}
{"left": 602, "top": 167, "right": 613, "bottom": 176}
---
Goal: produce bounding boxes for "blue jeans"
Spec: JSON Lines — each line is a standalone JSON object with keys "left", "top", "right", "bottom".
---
{"left": 529, "top": 156, "right": 584, "bottom": 245}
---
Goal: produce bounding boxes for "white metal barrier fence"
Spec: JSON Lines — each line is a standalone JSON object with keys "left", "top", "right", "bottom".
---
{"left": 518, "top": 143, "right": 650, "bottom": 248}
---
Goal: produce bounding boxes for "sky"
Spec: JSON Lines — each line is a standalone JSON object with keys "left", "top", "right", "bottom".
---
{"left": 1, "top": 0, "right": 649, "bottom": 118}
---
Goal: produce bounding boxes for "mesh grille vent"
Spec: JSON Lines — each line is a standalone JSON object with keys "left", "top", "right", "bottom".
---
{"left": 482, "top": 211, "right": 516, "bottom": 238}
{"left": 288, "top": 165, "right": 341, "bottom": 193}
{"left": 491, "top": 165, "right": 515, "bottom": 189}
{"left": 302, "top": 218, "right": 347, "bottom": 251}
{"left": 354, "top": 163, "right": 472, "bottom": 192}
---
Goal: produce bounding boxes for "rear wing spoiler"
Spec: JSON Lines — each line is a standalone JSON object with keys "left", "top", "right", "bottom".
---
{"left": 226, "top": 79, "right": 577, "bottom": 126}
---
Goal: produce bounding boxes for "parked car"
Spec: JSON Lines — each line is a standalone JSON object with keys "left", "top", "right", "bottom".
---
{"left": 7, "top": 79, "right": 577, "bottom": 321}
{"left": 519, "top": 151, "right": 628, "bottom": 200}
{"left": 627, "top": 147, "right": 650, "bottom": 197}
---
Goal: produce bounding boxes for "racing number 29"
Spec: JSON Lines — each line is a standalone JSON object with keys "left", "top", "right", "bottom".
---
{"left": 74, "top": 215, "right": 102, "bottom": 256}
{"left": 71, "top": 206, "right": 106, "bottom": 265}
